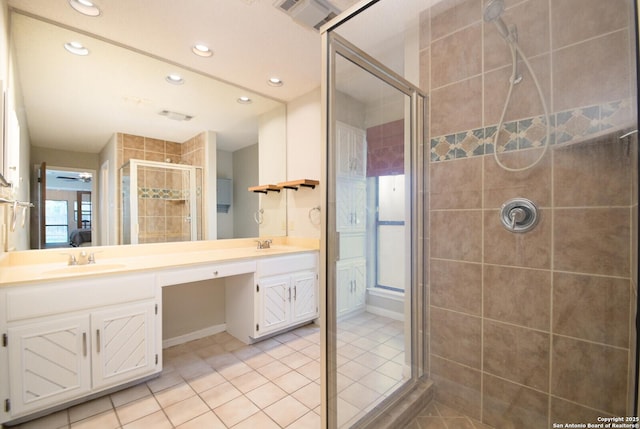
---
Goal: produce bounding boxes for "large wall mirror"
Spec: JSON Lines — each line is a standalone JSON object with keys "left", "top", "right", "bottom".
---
{"left": 9, "top": 10, "right": 287, "bottom": 249}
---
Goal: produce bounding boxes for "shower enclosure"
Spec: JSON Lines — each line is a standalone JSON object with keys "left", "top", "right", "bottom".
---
{"left": 323, "top": 0, "right": 638, "bottom": 427}
{"left": 120, "top": 159, "right": 202, "bottom": 244}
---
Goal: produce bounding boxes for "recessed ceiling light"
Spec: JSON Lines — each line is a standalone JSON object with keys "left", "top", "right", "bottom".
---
{"left": 237, "top": 96, "right": 252, "bottom": 104}
{"left": 192, "top": 44, "right": 213, "bottom": 57}
{"left": 64, "top": 41, "right": 89, "bottom": 56}
{"left": 165, "top": 74, "right": 185, "bottom": 85}
{"left": 68, "top": 0, "right": 101, "bottom": 17}
{"left": 268, "top": 77, "right": 283, "bottom": 87}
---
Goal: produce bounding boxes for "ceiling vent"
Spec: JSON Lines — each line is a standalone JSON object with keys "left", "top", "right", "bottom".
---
{"left": 274, "top": 0, "right": 340, "bottom": 31}
{"left": 159, "top": 110, "right": 194, "bottom": 121}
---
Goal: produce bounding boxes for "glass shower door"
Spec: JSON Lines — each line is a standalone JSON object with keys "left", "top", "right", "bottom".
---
{"left": 122, "top": 159, "right": 198, "bottom": 244}
{"left": 326, "top": 33, "right": 426, "bottom": 428}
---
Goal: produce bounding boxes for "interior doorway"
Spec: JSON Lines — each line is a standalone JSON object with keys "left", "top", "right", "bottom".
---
{"left": 33, "top": 165, "right": 97, "bottom": 249}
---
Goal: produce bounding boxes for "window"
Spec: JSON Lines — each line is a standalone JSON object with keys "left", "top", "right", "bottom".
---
{"left": 376, "top": 175, "right": 405, "bottom": 292}
{"left": 45, "top": 200, "right": 69, "bottom": 244}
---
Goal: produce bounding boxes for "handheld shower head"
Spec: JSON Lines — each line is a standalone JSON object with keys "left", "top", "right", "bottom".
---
{"left": 483, "top": 0, "right": 511, "bottom": 41}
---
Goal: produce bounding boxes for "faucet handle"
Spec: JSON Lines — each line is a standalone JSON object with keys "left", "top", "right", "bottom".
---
{"left": 88, "top": 253, "right": 96, "bottom": 264}
{"left": 67, "top": 254, "right": 77, "bottom": 265}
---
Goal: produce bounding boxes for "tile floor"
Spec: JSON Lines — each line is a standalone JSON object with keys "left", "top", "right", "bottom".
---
{"left": 406, "top": 402, "right": 495, "bottom": 429}
{"left": 7, "top": 312, "right": 483, "bottom": 429}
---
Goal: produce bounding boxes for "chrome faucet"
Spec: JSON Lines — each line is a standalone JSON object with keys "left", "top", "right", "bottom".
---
{"left": 64, "top": 251, "right": 96, "bottom": 265}
{"left": 255, "top": 239, "right": 272, "bottom": 249}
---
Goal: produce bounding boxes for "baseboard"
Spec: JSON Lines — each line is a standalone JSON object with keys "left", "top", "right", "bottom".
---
{"left": 162, "top": 323, "right": 227, "bottom": 348}
{"left": 366, "top": 305, "right": 404, "bottom": 322}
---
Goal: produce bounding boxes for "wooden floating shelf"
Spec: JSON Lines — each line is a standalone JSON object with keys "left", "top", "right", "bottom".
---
{"left": 278, "top": 179, "right": 320, "bottom": 190}
{"left": 248, "top": 184, "right": 281, "bottom": 194}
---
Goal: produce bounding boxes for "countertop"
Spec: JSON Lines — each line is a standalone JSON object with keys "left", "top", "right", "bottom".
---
{"left": 0, "top": 237, "right": 319, "bottom": 286}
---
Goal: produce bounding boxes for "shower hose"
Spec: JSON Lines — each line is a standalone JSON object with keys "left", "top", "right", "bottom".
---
{"left": 491, "top": 40, "right": 551, "bottom": 172}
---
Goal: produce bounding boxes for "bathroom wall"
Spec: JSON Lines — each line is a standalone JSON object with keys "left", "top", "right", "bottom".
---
{"left": 286, "top": 89, "right": 322, "bottom": 239}
{"left": 421, "top": 0, "right": 637, "bottom": 426}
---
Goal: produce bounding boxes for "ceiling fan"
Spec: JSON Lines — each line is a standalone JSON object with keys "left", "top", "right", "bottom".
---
{"left": 56, "top": 173, "right": 92, "bottom": 183}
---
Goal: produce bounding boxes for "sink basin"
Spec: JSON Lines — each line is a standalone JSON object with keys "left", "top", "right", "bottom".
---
{"left": 43, "top": 263, "right": 127, "bottom": 276}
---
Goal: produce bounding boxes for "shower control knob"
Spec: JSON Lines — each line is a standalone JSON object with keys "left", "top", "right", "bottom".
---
{"left": 500, "top": 198, "right": 539, "bottom": 233}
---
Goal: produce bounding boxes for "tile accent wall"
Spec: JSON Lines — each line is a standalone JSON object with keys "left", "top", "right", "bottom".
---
{"left": 116, "top": 132, "right": 206, "bottom": 244}
{"left": 420, "top": 0, "right": 637, "bottom": 427}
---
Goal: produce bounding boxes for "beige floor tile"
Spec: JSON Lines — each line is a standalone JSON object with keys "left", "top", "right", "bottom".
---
{"left": 280, "top": 351, "right": 313, "bottom": 370}
{"left": 146, "top": 371, "right": 184, "bottom": 393}
{"left": 265, "top": 343, "right": 296, "bottom": 359}
{"left": 186, "top": 370, "right": 226, "bottom": 393}
{"left": 200, "top": 381, "right": 243, "bottom": 409}
{"left": 264, "top": 395, "right": 309, "bottom": 427}
{"left": 245, "top": 382, "right": 289, "bottom": 409}
{"left": 228, "top": 370, "right": 269, "bottom": 393}
{"left": 115, "top": 395, "right": 161, "bottom": 425}
{"left": 256, "top": 360, "right": 293, "bottom": 380}
{"left": 175, "top": 411, "right": 226, "bottom": 429}
{"left": 243, "top": 350, "right": 277, "bottom": 369}
{"left": 273, "top": 370, "right": 312, "bottom": 394}
{"left": 70, "top": 410, "right": 119, "bottom": 429}
{"left": 16, "top": 410, "right": 69, "bottom": 429}
{"left": 153, "top": 381, "right": 196, "bottom": 408}
{"left": 121, "top": 410, "right": 172, "bottom": 429}
{"left": 300, "top": 344, "right": 321, "bottom": 360}
{"left": 297, "top": 360, "right": 321, "bottom": 381}
{"left": 376, "top": 360, "right": 404, "bottom": 380}
{"left": 163, "top": 395, "right": 209, "bottom": 427}
{"left": 340, "top": 382, "right": 382, "bottom": 410}
{"left": 337, "top": 360, "right": 372, "bottom": 380}
{"left": 286, "top": 410, "right": 321, "bottom": 429}
{"left": 231, "top": 411, "right": 281, "bottom": 429}
{"left": 232, "top": 345, "right": 263, "bottom": 361}
{"left": 291, "top": 381, "right": 321, "bottom": 409}
{"left": 213, "top": 395, "right": 259, "bottom": 427}
{"left": 359, "top": 370, "right": 398, "bottom": 395}
{"left": 205, "top": 352, "right": 242, "bottom": 371}
{"left": 69, "top": 396, "right": 113, "bottom": 423}
{"left": 217, "top": 360, "right": 253, "bottom": 380}
{"left": 111, "top": 383, "right": 152, "bottom": 408}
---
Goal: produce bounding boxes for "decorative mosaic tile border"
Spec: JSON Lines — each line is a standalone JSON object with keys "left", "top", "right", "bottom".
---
{"left": 430, "top": 99, "right": 634, "bottom": 162}
{"left": 138, "top": 187, "right": 202, "bottom": 200}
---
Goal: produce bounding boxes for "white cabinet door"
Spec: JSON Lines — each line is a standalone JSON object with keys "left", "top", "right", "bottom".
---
{"left": 91, "top": 302, "right": 157, "bottom": 389}
{"left": 8, "top": 316, "right": 91, "bottom": 416}
{"left": 337, "top": 179, "right": 366, "bottom": 232}
{"left": 258, "top": 275, "right": 291, "bottom": 336}
{"left": 336, "top": 261, "right": 353, "bottom": 318}
{"left": 336, "top": 258, "right": 367, "bottom": 318}
{"left": 352, "top": 259, "right": 366, "bottom": 310}
{"left": 291, "top": 271, "right": 317, "bottom": 323}
{"left": 336, "top": 122, "right": 367, "bottom": 178}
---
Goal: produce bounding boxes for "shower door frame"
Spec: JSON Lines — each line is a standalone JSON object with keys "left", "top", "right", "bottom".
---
{"left": 126, "top": 159, "right": 198, "bottom": 245}
{"left": 321, "top": 30, "right": 428, "bottom": 428}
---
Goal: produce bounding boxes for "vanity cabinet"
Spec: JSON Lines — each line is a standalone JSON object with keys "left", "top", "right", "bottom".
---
{"left": 225, "top": 252, "right": 319, "bottom": 343}
{"left": 0, "top": 273, "right": 160, "bottom": 420}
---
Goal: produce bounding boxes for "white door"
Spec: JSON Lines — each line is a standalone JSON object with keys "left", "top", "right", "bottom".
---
{"left": 91, "top": 302, "right": 157, "bottom": 389}
{"left": 8, "top": 316, "right": 91, "bottom": 415}
{"left": 258, "top": 275, "right": 291, "bottom": 335}
{"left": 291, "top": 271, "right": 317, "bottom": 323}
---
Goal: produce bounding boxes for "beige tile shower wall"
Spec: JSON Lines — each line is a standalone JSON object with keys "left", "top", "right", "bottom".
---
{"left": 421, "top": 0, "right": 637, "bottom": 427}
{"left": 116, "top": 132, "right": 206, "bottom": 243}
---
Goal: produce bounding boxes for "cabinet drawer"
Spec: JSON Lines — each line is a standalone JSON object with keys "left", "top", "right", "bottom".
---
{"left": 157, "top": 260, "right": 256, "bottom": 286}
{"left": 257, "top": 253, "right": 318, "bottom": 277}
{"left": 6, "top": 273, "right": 156, "bottom": 322}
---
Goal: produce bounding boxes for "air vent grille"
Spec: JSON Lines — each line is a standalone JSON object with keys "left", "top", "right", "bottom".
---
{"left": 278, "top": 0, "right": 300, "bottom": 11}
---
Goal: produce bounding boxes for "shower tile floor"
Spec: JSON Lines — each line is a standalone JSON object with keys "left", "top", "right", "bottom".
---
{"left": 8, "top": 312, "right": 409, "bottom": 429}
{"left": 406, "top": 402, "right": 496, "bottom": 429}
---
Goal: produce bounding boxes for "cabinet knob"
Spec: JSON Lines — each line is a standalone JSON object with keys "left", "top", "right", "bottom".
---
{"left": 213, "top": 271, "right": 219, "bottom": 276}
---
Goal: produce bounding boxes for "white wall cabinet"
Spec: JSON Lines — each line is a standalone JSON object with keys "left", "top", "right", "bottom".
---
{"left": 336, "top": 178, "right": 366, "bottom": 232}
{"left": 336, "top": 258, "right": 366, "bottom": 318}
{"left": 336, "top": 121, "right": 367, "bottom": 178}
{"left": 0, "top": 273, "right": 160, "bottom": 422}
{"left": 226, "top": 252, "right": 319, "bottom": 343}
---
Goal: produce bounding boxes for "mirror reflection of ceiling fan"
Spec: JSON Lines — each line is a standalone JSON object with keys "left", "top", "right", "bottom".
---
{"left": 56, "top": 172, "right": 92, "bottom": 183}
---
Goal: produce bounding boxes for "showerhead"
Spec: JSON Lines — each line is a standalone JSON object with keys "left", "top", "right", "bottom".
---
{"left": 483, "top": 0, "right": 512, "bottom": 41}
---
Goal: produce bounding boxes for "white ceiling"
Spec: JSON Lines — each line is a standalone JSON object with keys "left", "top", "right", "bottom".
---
{"left": 6, "top": 0, "right": 361, "bottom": 153}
